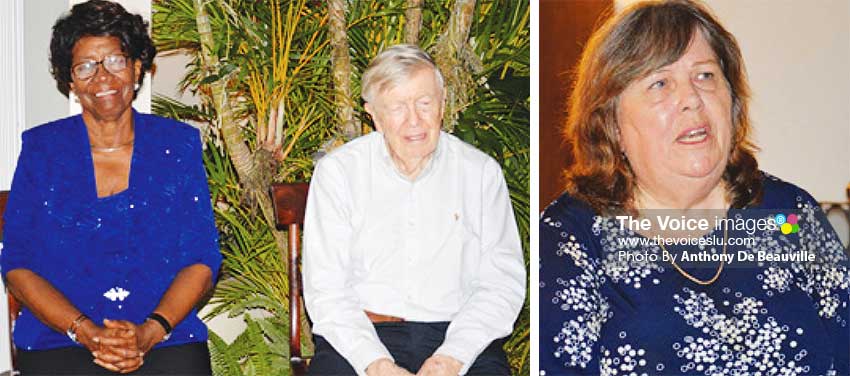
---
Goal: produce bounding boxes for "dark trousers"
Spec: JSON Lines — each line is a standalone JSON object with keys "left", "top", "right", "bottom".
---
{"left": 17, "top": 342, "right": 212, "bottom": 375}
{"left": 308, "top": 322, "right": 510, "bottom": 375}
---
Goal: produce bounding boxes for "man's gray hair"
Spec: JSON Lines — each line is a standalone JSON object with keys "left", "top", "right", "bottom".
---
{"left": 361, "top": 44, "right": 445, "bottom": 104}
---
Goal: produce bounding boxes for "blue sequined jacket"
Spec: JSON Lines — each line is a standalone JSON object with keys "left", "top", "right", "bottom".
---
{"left": 1, "top": 110, "right": 221, "bottom": 351}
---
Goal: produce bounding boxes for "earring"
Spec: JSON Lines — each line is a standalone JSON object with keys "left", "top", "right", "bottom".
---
{"left": 134, "top": 83, "right": 141, "bottom": 90}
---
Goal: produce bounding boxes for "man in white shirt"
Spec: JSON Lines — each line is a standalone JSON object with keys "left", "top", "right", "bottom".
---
{"left": 302, "top": 44, "right": 525, "bottom": 376}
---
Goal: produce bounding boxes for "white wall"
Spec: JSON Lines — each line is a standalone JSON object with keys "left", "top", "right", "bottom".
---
{"left": 153, "top": 53, "right": 200, "bottom": 107}
{"left": 617, "top": 0, "right": 850, "bottom": 203}
{"left": 1, "top": 0, "right": 27, "bottom": 191}
{"left": 709, "top": 0, "right": 850, "bottom": 202}
{"left": 23, "top": 0, "right": 68, "bottom": 131}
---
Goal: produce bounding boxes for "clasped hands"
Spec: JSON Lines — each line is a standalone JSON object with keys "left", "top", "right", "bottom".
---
{"left": 367, "top": 355, "right": 463, "bottom": 376}
{"left": 76, "top": 318, "right": 166, "bottom": 374}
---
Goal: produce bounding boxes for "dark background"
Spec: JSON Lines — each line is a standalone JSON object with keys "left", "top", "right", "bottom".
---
{"left": 539, "top": 0, "right": 612, "bottom": 211}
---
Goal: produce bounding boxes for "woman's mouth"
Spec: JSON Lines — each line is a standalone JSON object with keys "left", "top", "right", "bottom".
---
{"left": 676, "top": 126, "right": 709, "bottom": 144}
{"left": 95, "top": 89, "right": 118, "bottom": 98}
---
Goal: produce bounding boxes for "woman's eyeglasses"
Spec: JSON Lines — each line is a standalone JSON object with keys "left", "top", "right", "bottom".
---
{"left": 72, "top": 54, "right": 129, "bottom": 80}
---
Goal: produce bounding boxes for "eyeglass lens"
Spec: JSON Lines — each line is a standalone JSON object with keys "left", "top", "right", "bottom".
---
{"left": 73, "top": 55, "right": 128, "bottom": 79}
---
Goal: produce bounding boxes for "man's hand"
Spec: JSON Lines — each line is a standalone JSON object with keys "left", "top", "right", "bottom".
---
{"left": 416, "top": 355, "right": 463, "bottom": 376}
{"left": 366, "top": 358, "right": 414, "bottom": 376}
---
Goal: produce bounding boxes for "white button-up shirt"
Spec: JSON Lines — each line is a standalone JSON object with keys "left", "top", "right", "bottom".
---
{"left": 303, "top": 131, "right": 525, "bottom": 375}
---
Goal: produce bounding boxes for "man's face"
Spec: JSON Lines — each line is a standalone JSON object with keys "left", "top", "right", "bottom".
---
{"left": 365, "top": 67, "right": 444, "bottom": 171}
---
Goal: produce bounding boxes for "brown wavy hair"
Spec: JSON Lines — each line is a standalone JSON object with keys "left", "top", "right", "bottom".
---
{"left": 563, "top": 0, "right": 762, "bottom": 215}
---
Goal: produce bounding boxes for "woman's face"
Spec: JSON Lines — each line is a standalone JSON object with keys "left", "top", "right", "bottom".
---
{"left": 617, "top": 31, "right": 733, "bottom": 191}
{"left": 69, "top": 36, "right": 141, "bottom": 122}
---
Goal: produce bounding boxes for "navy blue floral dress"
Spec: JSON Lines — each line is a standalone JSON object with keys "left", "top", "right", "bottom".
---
{"left": 540, "top": 174, "right": 849, "bottom": 376}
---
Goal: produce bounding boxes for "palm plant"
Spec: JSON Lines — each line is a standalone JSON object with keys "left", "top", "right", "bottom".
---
{"left": 152, "top": 1, "right": 528, "bottom": 375}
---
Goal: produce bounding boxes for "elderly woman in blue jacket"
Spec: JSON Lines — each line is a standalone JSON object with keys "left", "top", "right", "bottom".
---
{"left": 1, "top": 1, "right": 221, "bottom": 374}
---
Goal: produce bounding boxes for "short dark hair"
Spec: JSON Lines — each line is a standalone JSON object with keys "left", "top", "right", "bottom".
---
{"left": 49, "top": 0, "right": 156, "bottom": 97}
{"left": 563, "top": 0, "right": 761, "bottom": 215}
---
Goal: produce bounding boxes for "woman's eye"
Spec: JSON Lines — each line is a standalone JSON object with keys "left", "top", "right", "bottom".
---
{"left": 697, "top": 72, "right": 715, "bottom": 80}
{"left": 649, "top": 79, "right": 666, "bottom": 90}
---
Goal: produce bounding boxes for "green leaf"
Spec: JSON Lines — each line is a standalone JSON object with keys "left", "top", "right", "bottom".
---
{"left": 200, "top": 74, "right": 221, "bottom": 85}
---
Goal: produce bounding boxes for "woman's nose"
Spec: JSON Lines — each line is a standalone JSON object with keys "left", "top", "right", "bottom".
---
{"left": 93, "top": 65, "right": 111, "bottom": 81}
{"left": 678, "top": 80, "right": 703, "bottom": 113}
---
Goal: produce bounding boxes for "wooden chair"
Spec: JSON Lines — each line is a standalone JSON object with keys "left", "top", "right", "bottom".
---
{"left": 270, "top": 183, "right": 310, "bottom": 376}
{"left": 0, "top": 190, "right": 19, "bottom": 374}
{"left": 0, "top": 191, "right": 7, "bottom": 231}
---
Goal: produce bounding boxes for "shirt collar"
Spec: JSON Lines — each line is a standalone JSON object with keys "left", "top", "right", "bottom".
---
{"left": 378, "top": 131, "right": 445, "bottom": 182}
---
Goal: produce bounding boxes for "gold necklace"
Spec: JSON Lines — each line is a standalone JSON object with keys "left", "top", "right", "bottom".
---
{"left": 91, "top": 139, "right": 133, "bottom": 153}
{"left": 657, "top": 224, "right": 728, "bottom": 286}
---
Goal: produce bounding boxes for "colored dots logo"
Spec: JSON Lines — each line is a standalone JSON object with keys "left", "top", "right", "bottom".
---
{"left": 776, "top": 213, "right": 799, "bottom": 235}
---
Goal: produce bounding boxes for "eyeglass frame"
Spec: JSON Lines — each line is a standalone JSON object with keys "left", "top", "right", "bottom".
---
{"left": 71, "top": 54, "right": 132, "bottom": 81}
